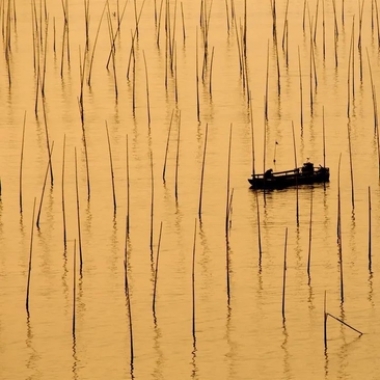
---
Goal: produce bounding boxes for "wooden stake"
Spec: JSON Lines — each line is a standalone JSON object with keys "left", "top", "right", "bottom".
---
{"left": 368, "top": 186, "right": 372, "bottom": 272}
{"left": 152, "top": 222, "right": 163, "bottom": 317}
{"left": 198, "top": 123, "right": 208, "bottom": 218}
{"left": 26, "top": 198, "right": 37, "bottom": 315}
{"left": 19, "top": 111, "right": 26, "bottom": 214}
{"left": 62, "top": 135, "right": 67, "bottom": 248}
{"left": 36, "top": 142, "right": 55, "bottom": 229}
{"left": 191, "top": 218, "right": 197, "bottom": 341}
{"left": 106, "top": 122, "right": 117, "bottom": 214}
{"left": 282, "top": 227, "right": 288, "bottom": 321}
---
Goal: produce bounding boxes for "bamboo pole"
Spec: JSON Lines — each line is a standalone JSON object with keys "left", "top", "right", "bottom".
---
{"left": 175, "top": 111, "right": 181, "bottom": 200}
{"left": 36, "top": 142, "right": 55, "bottom": 229}
{"left": 198, "top": 123, "right": 208, "bottom": 218}
{"left": 292, "top": 122, "right": 299, "bottom": 225}
{"left": 162, "top": 110, "right": 174, "bottom": 183}
{"left": 282, "top": 227, "right": 288, "bottom": 321}
{"left": 19, "top": 111, "right": 26, "bottom": 214}
{"left": 368, "top": 186, "right": 372, "bottom": 272}
{"left": 337, "top": 153, "right": 344, "bottom": 303}
{"left": 106, "top": 122, "right": 117, "bottom": 214}
{"left": 143, "top": 51, "right": 151, "bottom": 126}
{"left": 225, "top": 124, "right": 232, "bottom": 238}
{"left": 124, "top": 215, "right": 134, "bottom": 366}
{"left": 307, "top": 190, "right": 313, "bottom": 281}
{"left": 191, "top": 218, "right": 197, "bottom": 341}
{"left": 152, "top": 222, "right": 163, "bottom": 317}
{"left": 75, "top": 148, "right": 83, "bottom": 274}
{"left": 72, "top": 239, "right": 77, "bottom": 336}
{"left": 25, "top": 198, "right": 37, "bottom": 315}
{"left": 62, "top": 135, "right": 67, "bottom": 248}
{"left": 126, "top": 135, "right": 130, "bottom": 236}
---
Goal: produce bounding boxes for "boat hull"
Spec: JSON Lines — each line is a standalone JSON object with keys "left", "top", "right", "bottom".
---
{"left": 248, "top": 165, "right": 330, "bottom": 190}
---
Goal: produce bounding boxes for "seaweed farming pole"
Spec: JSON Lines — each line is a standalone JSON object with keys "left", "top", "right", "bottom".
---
{"left": 72, "top": 239, "right": 77, "bottom": 336}
{"left": 324, "top": 290, "right": 327, "bottom": 349}
{"left": 307, "top": 190, "right": 313, "bottom": 282}
{"left": 124, "top": 215, "right": 134, "bottom": 367}
{"left": 162, "top": 110, "right": 174, "bottom": 183}
{"left": 62, "top": 135, "right": 67, "bottom": 248}
{"left": 19, "top": 111, "right": 27, "bottom": 214}
{"left": 26, "top": 198, "right": 37, "bottom": 315}
{"left": 75, "top": 148, "right": 83, "bottom": 274}
{"left": 282, "top": 227, "right": 288, "bottom": 322}
{"left": 198, "top": 123, "right": 208, "bottom": 218}
{"left": 368, "top": 186, "right": 372, "bottom": 273}
{"left": 106, "top": 122, "right": 117, "bottom": 214}
{"left": 36, "top": 142, "right": 55, "bottom": 229}
{"left": 337, "top": 153, "right": 344, "bottom": 303}
{"left": 347, "top": 121, "right": 355, "bottom": 209}
{"left": 191, "top": 219, "right": 197, "bottom": 342}
{"left": 225, "top": 124, "right": 233, "bottom": 238}
{"left": 292, "top": 122, "right": 299, "bottom": 225}
{"left": 152, "top": 222, "right": 163, "bottom": 318}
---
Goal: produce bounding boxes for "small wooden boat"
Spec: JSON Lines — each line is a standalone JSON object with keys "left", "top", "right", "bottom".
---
{"left": 248, "top": 162, "right": 330, "bottom": 190}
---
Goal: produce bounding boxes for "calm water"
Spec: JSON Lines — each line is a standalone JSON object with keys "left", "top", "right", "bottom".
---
{"left": 1, "top": 0, "right": 380, "bottom": 379}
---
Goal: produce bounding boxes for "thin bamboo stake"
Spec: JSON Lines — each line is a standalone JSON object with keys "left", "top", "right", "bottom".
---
{"left": 72, "top": 239, "right": 77, "bottom": 336}
{"left": 368, "top": 186, "right": 372, "bottom": 272}
{"left": 62, "top": 135, "right": 67, "bottom": 248}
{"left": 196, "top": 29, "right": 200, "bottom": 123}
{"left": 282, "top": 227, "right": 288, "bottom": 321}
{"left": 191, "top": 218, "right": 197, "bottom": 341}
{"left": 126, "top": 135, "right": 130, "bottom": 236}
{"left": 152, "top": 222, "right": 163, "bottom": 317}
{"left": 36, "top": 142, "right": 55, "bottom": 229}
{"left": 307, "top": 190, "right": 313, "bottom": 281}
{"left": 175, "top": 111, "right": 181, "bottom": 200}
{"left": 347, "top": 121, "right": 355, "bottom": 209}
{"left": 75, "top": 148, "right": 83, "bottom": 274}
{"left": 25, "top": 198, "right": 37, "bottom": 315}
{"left": 225, "top": 124, "right": 232, "bottom": 238}
{"left": 198, "top": 123, "right": 208, "bottom": 218}
{"left": 298, "top": 47, "right": 303, "bottom": 133}
{"left": 337, "top": 153, "right": 344, "bottom": 303}
{"left": 292, "top": 122, "right": 299, "bottom": 225}
{"left": 87, "top": 1, "right": 107, "bottom": 86}
{"left": 143, "top": 51, "right": 151, "bottom": 126}
{"left": 124, "top": 215, "right": 134, "bottom": 365}
{"left": 162, "top": 110, "right": 174, "bottom": 183}
{"left": 19, "top": 111, "right": 26, "bottom": 214}
{"left": 324, "top": 290, "right": 327, "bottom": 349}
{"left": 326, "top": 313, "right": 363, "bottom": 335}
{"left": 106, "top": 122, "right": 117, "bottom": 214}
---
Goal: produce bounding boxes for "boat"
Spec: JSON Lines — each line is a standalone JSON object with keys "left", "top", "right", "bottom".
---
{"left": 248, "top": 161, "right": 330, "bottom": 190}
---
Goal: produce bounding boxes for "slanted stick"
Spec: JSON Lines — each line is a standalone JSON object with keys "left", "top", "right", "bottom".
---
{"left": 225, "top": 124, "right": 232, "bottom": 238}
{"left": 298, "top": 47, "right": 303, "bottom": 133}
{"left": 19, "top": 111, "right": 27, "bottom": 214}
{"left": 326, "top": 313, "right": 363, "bottom": 335}
{"left": 106, "top": 122, "right": 117, "bottom": 214}
{"left": 198, "top": 123, "right": 208, "bottom": 218}
{"left": 152, "top": 222, "right": 163, "bottom": 317}
{"left": 26, "top": 198, "right": 37, "bottom": 315}
{"left": 75, "top": 148, "right": 83, "bottom": 274}
{"left": 36, "top": 142, "right": 55, "bottom": 229}
{"left": 126, "top": 135, "right": 130, "bottom": 236}
{"left": 143, "top": 51, "right": 151, "bottom": 126}
{"left": 72, "top": 239, "right": 77, "bottom": 336}
{"left": 292, "top": 122, "right": 299, "bottom": 225}
{"left": 175, "top": 111, "right": 181, "bottom": 200}
{"left": 191, "top": 218, "right": 197, "bottom": 341}
{"left": 87, "top": 1, "right": 107, "bottom": 86}
{"left": 368, "top": 186, "right": 372, "bottom": 272}
{"left": 307, "top": 189, "right": 313, "bottom": 281}
{"left": 337, "top": 153, "right": 344, "bottom": 303}
{"left": 162, "top": 110, "right": 175, "bottom": 183}
{"left": 347, "top": 121, "right": 355, "bottom": 209}
{"left": 62, "top": 135, "right": 67, "bottom": 248}
{"left": 282, "top": 227, "right": 288, "bottom": 322}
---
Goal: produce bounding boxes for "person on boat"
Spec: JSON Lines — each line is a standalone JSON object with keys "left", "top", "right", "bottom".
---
{"left": 264, "top": 168, "right": 273, "bottom": 179}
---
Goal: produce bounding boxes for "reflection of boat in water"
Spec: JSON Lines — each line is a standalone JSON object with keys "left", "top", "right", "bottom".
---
{"left": 248, "top": 162, "right": 330, "bottom": 190}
